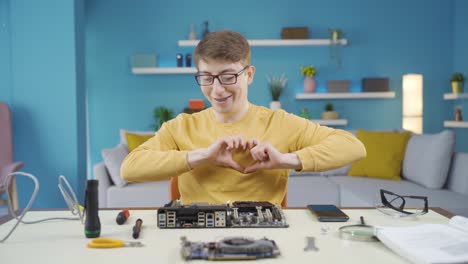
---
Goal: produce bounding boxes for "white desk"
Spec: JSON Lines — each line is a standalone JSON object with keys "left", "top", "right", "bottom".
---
{"left": 0, "top": 208, "right": 451, "bottom": 264}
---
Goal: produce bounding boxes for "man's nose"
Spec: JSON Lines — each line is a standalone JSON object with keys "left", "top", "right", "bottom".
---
{"left": 212, "top": 77, "right": 225, "bottom": 93}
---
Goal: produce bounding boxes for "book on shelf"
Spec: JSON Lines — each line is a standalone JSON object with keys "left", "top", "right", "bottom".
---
{"left": 376, "top": 216, "right": 468, "bottom": 264}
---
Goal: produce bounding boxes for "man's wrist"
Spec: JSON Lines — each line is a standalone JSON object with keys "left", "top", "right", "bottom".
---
{"left": 281, "top": 153, "right": 302, "bottom": 170}
{"left": 187, "top": 148, "right": 209, "bottom": 169}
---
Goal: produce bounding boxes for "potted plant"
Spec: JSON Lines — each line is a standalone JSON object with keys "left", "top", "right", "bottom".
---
{"left": 152, "top": 106, "right": 174, "bottom": 131}
{"left": 451, "top": 73, "right": 465, "bottom": 94}
{"left": 301, "top": 65, "right": 317, "bottom": 93}
{"left": 299, "top": 108, "right": 310, "bottom": 120}
{"left": 266, "top": 74, "right": 287, "bottom": 110}
{"left": 321, "top": 103, "right": 339, "bottom": 120}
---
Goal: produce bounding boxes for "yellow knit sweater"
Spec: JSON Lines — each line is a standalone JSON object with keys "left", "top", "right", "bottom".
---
{"left": 121, "top": 104, "right": 366, "bottom": 204}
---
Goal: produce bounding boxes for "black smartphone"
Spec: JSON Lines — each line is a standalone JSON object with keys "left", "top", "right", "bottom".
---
{"left": 307, "top": 204, "right": 349, "bottom": 222}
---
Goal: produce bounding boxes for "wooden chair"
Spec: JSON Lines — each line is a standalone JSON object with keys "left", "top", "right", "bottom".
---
{"left": 0, "top": 102, "right": 24, "bottom": 211}
{"left": 169, "top": 176, "right": 287, "bottom": 207}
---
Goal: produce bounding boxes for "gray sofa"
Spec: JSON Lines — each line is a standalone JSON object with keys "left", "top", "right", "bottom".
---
{"left": 95, "top": 130, "right": 468, "bottom": 217}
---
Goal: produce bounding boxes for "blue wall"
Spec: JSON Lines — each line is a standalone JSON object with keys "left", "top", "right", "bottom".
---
{"left": 453, "top": 0, "right": 468, "bottom": 152}
{"left": 4, "top": 0, "right": 86, "bottom": 208}
{"left": 86, "top": 0, "right": 461, "bottom": 168}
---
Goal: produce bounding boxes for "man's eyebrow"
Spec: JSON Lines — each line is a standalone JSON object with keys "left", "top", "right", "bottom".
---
{"left": 197, "top": 68, "right": 237, "bottom": 75}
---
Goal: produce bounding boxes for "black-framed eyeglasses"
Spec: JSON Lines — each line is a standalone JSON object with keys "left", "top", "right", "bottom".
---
{"left": 376, "top": 189, "right": 428, "bottom": 218}
{"left": 195, "top": 65, "right": 250, "bottom": 86}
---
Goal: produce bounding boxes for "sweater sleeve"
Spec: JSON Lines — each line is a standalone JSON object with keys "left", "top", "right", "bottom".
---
{"left": 285, "top": 113, "right": 366, "bottom": 172}
{"left": 120, "top": 120, "right": 191, "bottom": 182}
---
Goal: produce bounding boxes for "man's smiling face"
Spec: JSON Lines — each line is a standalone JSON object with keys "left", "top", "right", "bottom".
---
{"left": 197, "top": 60, "right": 254, "bottom": 116}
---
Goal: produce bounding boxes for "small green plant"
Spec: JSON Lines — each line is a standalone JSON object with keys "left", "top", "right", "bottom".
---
{"left": 299, "top": 108, "right": 310, "bottom": 119}
{"left": 451, "top": 73, "right": 466, "bottom": 83}
{"left": 325, "top": 103, "right": 334, "bottom": 112}
{"left": 266, "top": 74, "right": 288, "bottom": 101}
{"left": 301, "top": 65, "right": 317, "bottom": 78}
{"left": 152, "top": 106, "right": 174, "bottom": 131}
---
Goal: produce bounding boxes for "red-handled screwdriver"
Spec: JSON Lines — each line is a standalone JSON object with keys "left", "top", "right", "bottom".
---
{"left": 116, "top": 209, "right": 130, "bottom": 225}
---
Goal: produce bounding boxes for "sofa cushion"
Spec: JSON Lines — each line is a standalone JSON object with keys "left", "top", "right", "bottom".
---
{"left": 287, "top": 174, "right": 339, "bottom": 206}
{"left": 126, "top": 133, "right": 154, "bottom": 152}
{"left": 119, "top": 129, "right": 154, "bottom": 146}
{"left": 447, "top": 152, "right": 468, "bottom": 195}
{"left": 348, "top": 130, "right": 411, "bottom": 181}
{"left": 402, "top": 130, "right": 455, "bottom": 189}
{"left": 101, "top": 144, "right": 128, "bottom": 187}
{"left": 107, "top": 181, "right": 170, "bottom": 208}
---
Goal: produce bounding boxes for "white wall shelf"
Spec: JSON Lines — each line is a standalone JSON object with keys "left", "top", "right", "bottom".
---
{"left": 311, "top": 119, "right": 348, "bottom": 126}
{"left": 296, "top": 92, "right": 395, "bottom": 100}
{"left": 443, "top": 93, "right": 468, "bottom": 100}
{"left": 132, "top": 67, "right": 197, "bottom": 74}
{"left": 178, "top": 39, "right": 348, "bottom": 47}
{"left": 444, "top": 121, "right": 468, "bottom": 128}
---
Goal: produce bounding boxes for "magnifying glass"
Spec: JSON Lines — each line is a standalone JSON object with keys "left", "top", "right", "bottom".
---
{"left": 339, "top": 216, "right": 379, "bottom": 242}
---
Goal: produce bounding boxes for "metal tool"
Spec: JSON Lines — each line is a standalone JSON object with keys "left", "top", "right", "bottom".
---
{"left": 339, "top": 216, "right": 378, "bottom": 242}
{"left": 304, "top": 236, "right": 319, "bottom": 251}
{"left": 87, "top": 238, "right": 144, "bottom": 249}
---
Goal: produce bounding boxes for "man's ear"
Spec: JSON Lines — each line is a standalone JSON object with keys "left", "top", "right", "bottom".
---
{"left": 247, "top": 65, "right": 256, "bottom": 85}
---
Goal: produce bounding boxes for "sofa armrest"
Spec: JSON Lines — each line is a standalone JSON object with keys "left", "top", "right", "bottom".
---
{"left": 94, "top": 162, "right": 112, "bottom": 208}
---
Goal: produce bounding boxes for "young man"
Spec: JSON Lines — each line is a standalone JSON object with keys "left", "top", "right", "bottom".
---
{"left": 121, "top": 30, "right": 366, "bottom": 205}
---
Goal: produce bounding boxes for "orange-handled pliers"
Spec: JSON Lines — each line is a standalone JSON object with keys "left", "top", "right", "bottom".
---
{"left": 87, "top": 238, "right": 144, "bottom": 249}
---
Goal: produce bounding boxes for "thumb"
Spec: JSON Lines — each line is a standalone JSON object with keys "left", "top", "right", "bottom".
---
{"left": 227, "top": 159, "right": 245, "bottom": 173}
{"left": 244, "top": 162, "right": 265, "bottom": 174}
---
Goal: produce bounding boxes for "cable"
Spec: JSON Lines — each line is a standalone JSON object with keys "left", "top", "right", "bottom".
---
{"left": 1, "top": 172, "right": 83, "bottom": 242}
{"left": 58, "top": 175, "right": 83, "bottom": 223}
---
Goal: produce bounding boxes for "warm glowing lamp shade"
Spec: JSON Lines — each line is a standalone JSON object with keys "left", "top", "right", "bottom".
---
{"left": 402, "top": 74, "right": 423, "bottom": 134}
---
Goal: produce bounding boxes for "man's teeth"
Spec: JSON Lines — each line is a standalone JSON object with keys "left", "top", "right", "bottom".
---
{"left": 215, "top": 96, "right": 230, "bottom": 102}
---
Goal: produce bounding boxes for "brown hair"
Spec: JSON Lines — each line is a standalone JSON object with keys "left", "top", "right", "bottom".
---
{"left": 194, "top": 30, "right": 251, "bottom": 67}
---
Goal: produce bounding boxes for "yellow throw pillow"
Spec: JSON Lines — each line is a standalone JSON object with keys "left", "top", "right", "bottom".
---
{"left": 125, "top": 133, "right": 154, "bottom": 152}
{"left": 348, "top": 130, "right": 411, "bottom": 181}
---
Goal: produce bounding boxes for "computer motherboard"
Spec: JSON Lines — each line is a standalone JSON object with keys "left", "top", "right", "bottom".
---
{"left": 157, "top": 200, "right": 288, "bottom": 228}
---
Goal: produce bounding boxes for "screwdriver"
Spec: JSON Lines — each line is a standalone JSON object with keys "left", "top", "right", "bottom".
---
{"left": 133, "top": 219, "right": 143, "bottom": 239}
{"left": 116, "top": 209, "right": 130, "bottom": 225}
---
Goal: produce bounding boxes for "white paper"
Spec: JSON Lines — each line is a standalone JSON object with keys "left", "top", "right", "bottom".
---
{"left": 377, "top": 220, "right": 468, "bottom": 264}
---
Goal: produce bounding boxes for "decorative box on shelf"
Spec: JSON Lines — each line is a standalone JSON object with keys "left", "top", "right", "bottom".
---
{"left": 362, "top": 78, "right": 389, "bottom": 92}
{"left": 327, "top": 80, "right": 350, "bottom": 93}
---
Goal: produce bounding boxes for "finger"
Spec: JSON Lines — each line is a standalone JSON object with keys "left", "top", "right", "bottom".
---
{"left": 244, "top": 162, "right": 266, "bottom": 174}
{"left": 239, "top": 137, "right": 247, "bottom": 150}
{"left": 255, "top": 144, "right": 269, "bottom": 160}
{"left": 236, "top": 136, "right": 247, "bottom": 150}
{"left": 227, "top": 160, "right": 245, "bottom": 173}
{"left": 225, "top": 138, "right": 234, "bottom": 150}
{"left": 234, "top": 136, "right": 241, "bottom": 149}
{"left": 247, "top": 138, "right": 259, "bottom": 149}
{"left": 241, "top": 140, "right": 247, "bottom": 150}
{"left": 250, "top": 147, "right": 263, "bottom": 161}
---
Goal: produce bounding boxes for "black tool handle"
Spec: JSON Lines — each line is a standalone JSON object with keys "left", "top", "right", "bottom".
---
{"left": 84, "top": 180, "right": 100, "bottom": 238}
{"left": 132, "top": 218, "right": 143, "bottom": 239}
